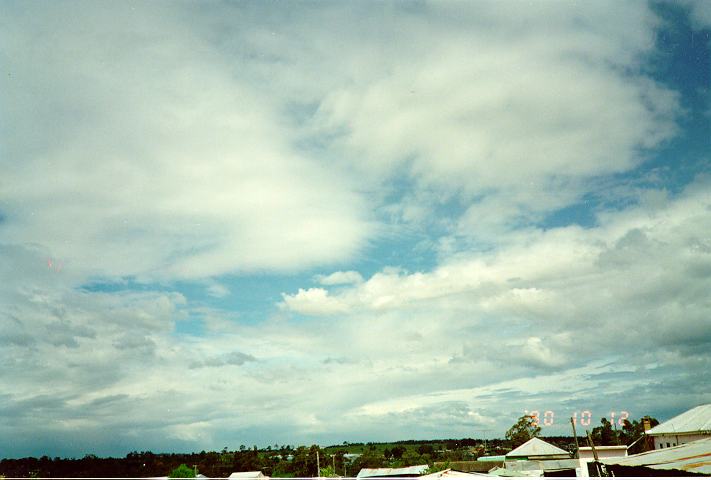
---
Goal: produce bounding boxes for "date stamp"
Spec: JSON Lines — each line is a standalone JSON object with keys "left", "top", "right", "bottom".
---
{"left": 524, "top": 409, "right": 630, "bottom": 427}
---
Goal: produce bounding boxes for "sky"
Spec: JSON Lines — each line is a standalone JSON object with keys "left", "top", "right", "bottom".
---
{"left": 1, "top": 0, "right": 710, "bottom": 458}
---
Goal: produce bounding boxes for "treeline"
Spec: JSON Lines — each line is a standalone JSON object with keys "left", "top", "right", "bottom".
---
{"left": 0, "top": 437, "right": 559, "bottom": 478}
{"left": 0, "top": 417, "right": 656, "bottom": 478}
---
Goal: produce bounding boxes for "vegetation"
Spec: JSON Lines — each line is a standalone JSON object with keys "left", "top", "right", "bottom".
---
{"left": 0, "top": 416, "right": 658, "bottom": 477}
{"left": 589, "top": 416, "right": 659, "bottom": 454}
{"left": 505, "top": 414, "right": 542, "bottom": 448}
{"left": 169, "top": 463, "right": 195, "bottom": 478}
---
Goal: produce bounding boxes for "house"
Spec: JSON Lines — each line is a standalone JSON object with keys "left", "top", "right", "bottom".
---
{"left": 645, "top": 403, "right": 711, "bottom": 450}
{"left": 504, "top": 438, "right": 570, "bottom": 460}
{"left": 228, "top": 472, "right": 268, "bottom": 480}
{"left": 501, "top": 438, "right": 575, "bottom": 476}
{"left": 600, "top": 437, "right": 711, "bottom": 476}
{"left": 357, "top": 465, "right": 429, "bottom": 478}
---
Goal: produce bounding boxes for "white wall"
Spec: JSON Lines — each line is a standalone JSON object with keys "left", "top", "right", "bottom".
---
{"left": 653, "top": 433, "right": 709, "bottom": 450}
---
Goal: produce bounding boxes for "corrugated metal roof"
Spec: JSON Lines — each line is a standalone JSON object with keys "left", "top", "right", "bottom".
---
{"left": 357, "top": 465, "right": 430, "bottom": 478}
{"left": 601, "top": 437, "right": 711, "bottom": 475}
{"left": 646, "top": 403, "right": 711, "bottom": 435}
{"left": 476, "top": 456, "right": 505, "bottom": 462}
{"left": 418, "top": 468, "right": 491, "bottom": 478}
{"left": 505, "top": 438, "right": 568, "bottom": 458}
{"left": 487, "top": 466, "right": 540, "bottom": 477}
{"left": 504, "top": 460, "right": 578, "bottom": 472}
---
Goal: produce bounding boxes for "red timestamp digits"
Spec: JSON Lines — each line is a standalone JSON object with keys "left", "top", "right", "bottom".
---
{"left": 524, "top": 409, "right": 629, "bottom": 427}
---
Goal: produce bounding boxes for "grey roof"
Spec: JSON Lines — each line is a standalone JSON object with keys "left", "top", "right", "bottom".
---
{"left": 357, "top": 465, "right": 429, "bottom": 478}
{"left": 505, "top": 438, "right": 568, "bottom": 458}
{"left": 486, "top": 466, "right": 539, "bottom": 477}
{"left": 418, "top": 468, "right": 491, "bottom": 478}
{"left": 505, "top": 460, "right": 578, "bottom": 472}
{"left": 601, "top": 437, "right": 711, "bottom": 475}
{"left": 646, "top": 403, "right": 711, "bottom": 435}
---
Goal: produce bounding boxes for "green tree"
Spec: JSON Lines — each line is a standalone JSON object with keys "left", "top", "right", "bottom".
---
{"left": 591, "top": 418, "right": 618, "bottom": 445}
{"left": 417, "top": 445, "right": 435, "bottom": 456}
{"left": 620, "top": 416, "right": 659, "bottom": 453}
{"left": 391, "top": 446, "right": 406, "bottom": 459}
{"left": 169, "top": 464, "right": 195, "bottom": 478}
{"left": 505, "top": 414, "right": 542, "bottom": 448}
{"left": 424, "top": 461, "right": 450, "bottom": 475}
{"left": 319, "top": 466, "right": 339, "bottom": 477}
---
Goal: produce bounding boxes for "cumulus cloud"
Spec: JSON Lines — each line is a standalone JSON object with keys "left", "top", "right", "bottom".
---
{"left": 280, "top": 288, "right": 349, "bottom": 315}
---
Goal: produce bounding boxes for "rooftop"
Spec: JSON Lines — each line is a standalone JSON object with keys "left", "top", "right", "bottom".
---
{"left": 646, "top": 404, "right": 711, "bottom": 435}
{"left": 505, "top": 438, "right": 569, "bottom": 458}
{"left": 357, "top": 465, "right": 429, "bottom": 478}
{"left": 601, "top": 437, "right": 711, "bottom": 475}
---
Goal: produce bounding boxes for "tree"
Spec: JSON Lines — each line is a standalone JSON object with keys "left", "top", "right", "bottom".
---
{"left": 417, "top": 445, "right": 435, "bottom": 456}
{"left": 391, "top": 446, "right": 406, "bottom": 459}
{"left": 505, "top": 415, "right": 541, "bottom": 448}
{"left": 620, "top": 416, "right": 659, "bottom": 453}
{"left": 169, "top": 464, "right": 195, "bottom": 478}
{"left": 319, "top": 466, "right": 339, "bottom": 477}
{"left": 591, "top": 418, "right": 618, "bottom": 446}
{"left": 423, "top": 461, "right": 450, "bottom": 475}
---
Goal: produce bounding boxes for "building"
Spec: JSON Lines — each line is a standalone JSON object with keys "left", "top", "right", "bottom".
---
{"left": 434, "top": 461, "right": 502, "bottom": 474}
{"left": 646, "top": 403, "right": 711, "bottom": 450}
{"left": 504, "top": 438, "right": 570, "bottom": 461}
{"left": 601, "top": 437, "right": 711, "bottom": 476}
{"left": 357, "top": 465, "right": 429, "bottom": 478}
{"left": 343, "top": 453, "right": 362, "bottom": 463}
{"left": 500, "top": 438, "right": 576, "bottom": 476}
{"left": 228, "top": 472, "right": 268, "bottom": 480}
{"left": 418, "top": 468, "right": 490, "bottom": 478}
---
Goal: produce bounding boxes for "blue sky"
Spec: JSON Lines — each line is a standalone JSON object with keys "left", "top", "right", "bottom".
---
{"left": 1, "top": 0, "right": 710, "bottom": 458}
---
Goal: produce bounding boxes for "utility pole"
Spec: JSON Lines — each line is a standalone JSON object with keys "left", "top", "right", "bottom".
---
{"left": 316, "top": 449, "right": 321, "bottom": 477}
{"left": 570, "top": 417, "right": 581, "bottom": 458}
{"left": 586, "top": 429, "right": 604, "bottom": 477}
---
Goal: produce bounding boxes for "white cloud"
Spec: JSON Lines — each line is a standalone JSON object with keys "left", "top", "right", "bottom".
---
{"left": 0, "top": 0, "right": 708, "bottom": 456}
{"left": 315, "top": 270, "right": 364, "bottom": 286}
{"left": 0, "top": 2, "right": 374, "bottom": 282}
{"left": 280, "top": 288, "right": 349, "bottom": 316}
{"left": 206, "top": 282, "right": 231, "bottom": 298}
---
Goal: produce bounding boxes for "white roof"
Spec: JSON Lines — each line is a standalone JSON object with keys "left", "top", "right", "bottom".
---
{"left": 228, "top": 472, "right": 267, "bottom": 479}
{"left": 578, "top": 446, "right": 628, "bottom": 452}
{"left": 506, "top": 438, "right": 568, "bottom": 457}
{"left": 357, "top": 465, "right": 429, "bottom": 478}
{"left": 646, "top": 404, "right": 711, "bottom": 435}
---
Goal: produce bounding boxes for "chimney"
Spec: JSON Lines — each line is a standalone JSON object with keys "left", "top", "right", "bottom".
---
{"left": 642, "top": 417, "right": 651, "bottom": 432}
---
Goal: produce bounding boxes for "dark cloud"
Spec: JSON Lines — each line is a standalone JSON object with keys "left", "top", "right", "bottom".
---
{"left": 189, "top": 351, "right": 257, "bottom": 369}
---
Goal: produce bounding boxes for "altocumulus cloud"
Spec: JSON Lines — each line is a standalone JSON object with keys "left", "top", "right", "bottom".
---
{"left": 0, "top": 0, "right": 709, "bottom": 458}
